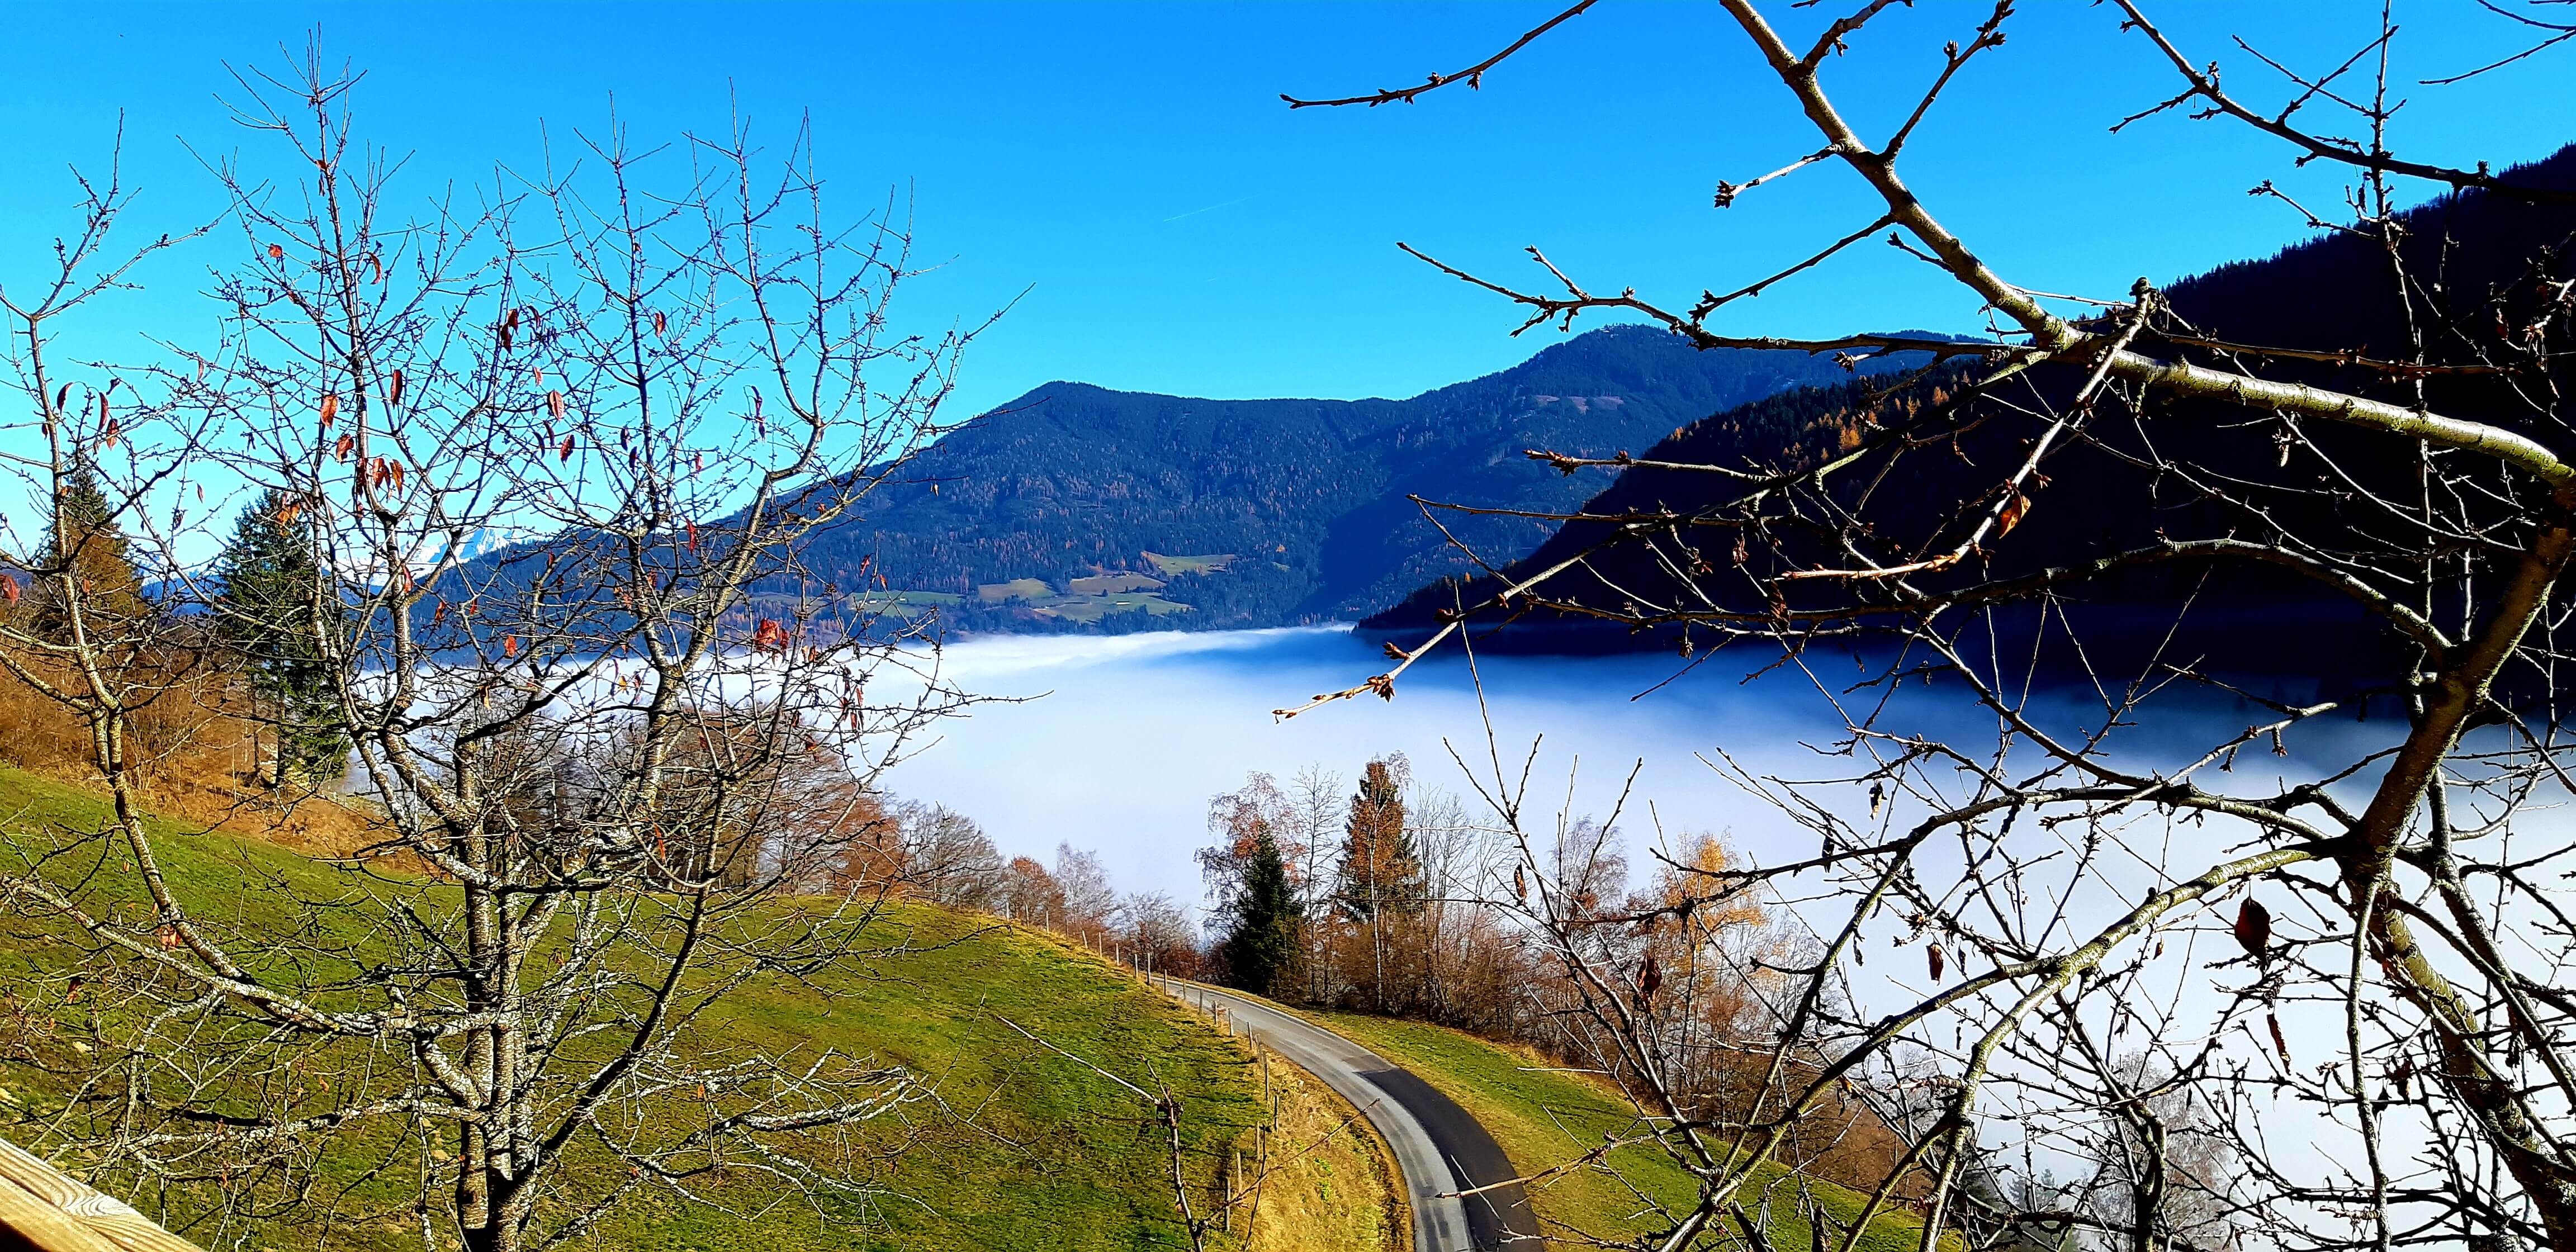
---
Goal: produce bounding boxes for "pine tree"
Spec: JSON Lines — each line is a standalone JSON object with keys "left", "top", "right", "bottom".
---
{"left": 30, "top": 467, "right": 146, "bottom": 643}
{"left": 215, "top": 491, "right": 349, "bottom": 786}
{"left": 1217, "top": 827, "right": 1303, "bottom": 997}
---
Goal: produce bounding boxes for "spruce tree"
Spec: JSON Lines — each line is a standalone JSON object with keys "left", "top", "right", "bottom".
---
{"left": 31, "top": 467, "right": 146, "bottom": 642}
{"left": 215, "top": 491, "right": 349, "bottom": 785}
{"left": 1218, "top": 828, "right": 1303, "bottom": 997}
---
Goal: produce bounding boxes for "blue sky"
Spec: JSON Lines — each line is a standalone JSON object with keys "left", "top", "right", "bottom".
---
{"left": 3, "top": 1, "right": 2572, "bottom": 417}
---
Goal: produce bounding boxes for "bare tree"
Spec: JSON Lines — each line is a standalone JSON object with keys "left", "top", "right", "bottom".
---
{"left": 1, "top": 50, "right": 987, "bottom": 1252}
{"left": 1288, "top": 763, "right": 1344, "bottom": 1000}
{"left": 1056, "top": 841, "right": 1121, "bottom": 945}
{"left": 893, "top": 799, "right": 1006, "bottom": 909}
{"left": 1287, "top": 4, "right": 2576, "bottom": 1251}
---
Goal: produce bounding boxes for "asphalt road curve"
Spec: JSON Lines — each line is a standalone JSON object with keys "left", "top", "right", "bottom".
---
{"left": 1170, "top": 981, "right": 1543, "bottom": 1251}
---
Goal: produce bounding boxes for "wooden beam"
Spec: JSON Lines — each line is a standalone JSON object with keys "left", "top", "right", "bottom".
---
{"left": 0, "top": 1141, "right": 198, "bottom": 1252}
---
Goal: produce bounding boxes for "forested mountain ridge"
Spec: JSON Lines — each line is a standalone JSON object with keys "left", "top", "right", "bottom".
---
{"left": 1361, "top": 141, "right": 2576, "bottom": 660}
{"left": 771, "top": 325, "right": 1938, "bottom": 633}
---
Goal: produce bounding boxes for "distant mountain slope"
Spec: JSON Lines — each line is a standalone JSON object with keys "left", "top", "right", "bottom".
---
{"left": 1361, "top": 142, "right": 2576, "bottom": 660}
{"left": 791, "top": 326, "right": 1935, "bottom": 633}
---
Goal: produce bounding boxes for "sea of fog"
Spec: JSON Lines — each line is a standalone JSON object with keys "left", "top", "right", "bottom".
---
{"left": 877, "top": 624, "right": 2399, "bottom": 919}
{"left": 879, "top": 624, "right": 2523, "bottom": 1202}
{"left": 884, "top": 625, "right": 1806, "bottom": 911}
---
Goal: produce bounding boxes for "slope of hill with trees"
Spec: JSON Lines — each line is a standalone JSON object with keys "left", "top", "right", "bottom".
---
{"left": 0, "top": 763, "right": 1389, "bottom": 1252}
{"left": 773, "top": 325, "right": 1938, "bottom": 633}
{"left": 1360, "top": 140, "right": 2576, "bottom": 667}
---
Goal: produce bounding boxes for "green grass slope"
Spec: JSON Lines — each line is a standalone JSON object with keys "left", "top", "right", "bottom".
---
{"left": 0, "top": 765, "right": 1261, "bottom": 1252}
{"left": 1306, "top": 1010, "right": 1931, "bottom": 1252}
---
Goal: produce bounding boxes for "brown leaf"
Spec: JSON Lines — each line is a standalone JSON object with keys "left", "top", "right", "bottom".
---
{"left": 387, "top": 369, "right": 405, "bottom": 409}
{"left": 267, "top": 243, "right": 285, "bottom": 260}
{"left": 2266, "top": 1012, "right": 2291, "bottom": 1065}
{"left": 1927, "top": 943, "right": 1946, "bottom": 983}
{"left": 1637, "top": 951, "right": 1663, "bottom": 1007}
{"left": 319, "top": 393, "right": 339, "bottom": 429}
{"left": 560, "top": 434, "right": 576, "bottom": 462}
{"left": 2234, "top": 898, "right": 2271, "bottom": 959}
{"left": 1996, "top": 490, "right": 2030, "bottom": 536}
{"left": 548, "top": 390, "right": 566, "bottom": 420}
{"left": 334, "top": 433, "right": 356, "bottom": 462}
{"left": 0, "top": 574, "right": 19, "bottom": 604}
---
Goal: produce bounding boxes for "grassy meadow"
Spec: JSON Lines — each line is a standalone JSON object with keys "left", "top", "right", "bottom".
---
{"left": 1305, "top": 1010, "right": 1933, "bottom": 1252}
{"left": 0, "top": 765, "right": 1385, "bottom": 1252}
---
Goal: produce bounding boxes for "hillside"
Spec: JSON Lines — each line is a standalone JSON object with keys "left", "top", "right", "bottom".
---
{"left": 774, "top": 326, "right": 1938, "bottom": 634}
{"left": 0, "top": 766, "right": 1384, "bottom": 1252}
{"left": 1296, "top": 1004, "right": 1930, "bottom": 1251}
{"left": 1361, "top": 142, "right": 2576, "bottom": 667}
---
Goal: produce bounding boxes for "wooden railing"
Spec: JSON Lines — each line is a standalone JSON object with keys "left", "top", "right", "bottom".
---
{"left": 0, "top": 1140, "right": 197, "bottom": 1252}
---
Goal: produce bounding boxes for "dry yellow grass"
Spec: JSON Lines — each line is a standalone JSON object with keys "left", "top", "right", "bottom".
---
{"left": 977, "top": 935, "right": 1405, "bottom": 1252}
{"left": 1236, "top": 1043, "right": 1405, "bottom": 1252}
{"left": 0, "top": 658, "right": 388, "bottom": 860}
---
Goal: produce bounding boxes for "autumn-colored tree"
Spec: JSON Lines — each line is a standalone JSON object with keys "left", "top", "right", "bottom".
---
{"left": 1000, "top": 855, "right": 1066, "bottom": 928}
{"left": 1336, "top": 756, "right": 1425, "bottom": 1011}
{"left": 1199, "top": 771, "right": 1305, "bottom": 891}
{"left": 1639, "top": 834, "right": 1774, "bottom": 1056}
{"left": 818, "top": 793, "right": 902, "bottom": 893}
{"left": 1633, "top": 835, "right": 1905, "bottom": 1186}
{"left": 1120, "top": 891, "right": 1202, "bottom": 980}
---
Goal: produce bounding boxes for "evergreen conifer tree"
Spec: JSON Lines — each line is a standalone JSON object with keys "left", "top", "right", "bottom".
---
{"left": 31, "top": 467, "right": 146, "bottom": 642}
{"left": 1217, "top": 827, "right": 1303, "bottom": 997}
{"left": 215, "top": 491, "right": 349, "bottom": 785}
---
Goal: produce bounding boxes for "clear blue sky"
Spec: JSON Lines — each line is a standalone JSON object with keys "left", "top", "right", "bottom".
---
{"left": 3, "top": 2, "right": 2571, "bottom": 418}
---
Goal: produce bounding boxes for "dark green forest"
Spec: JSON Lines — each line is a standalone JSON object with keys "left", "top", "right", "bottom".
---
{"left": 1362, "top": 141, "right": 2576, "bottom": 681}
{"left": 775, "top": 325, "right": 1938, "bottom": 633}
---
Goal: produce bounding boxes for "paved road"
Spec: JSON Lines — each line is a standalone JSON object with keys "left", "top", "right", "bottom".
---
{"left": 1168, "top": 981, "right": 1543, "bottom": 1251}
